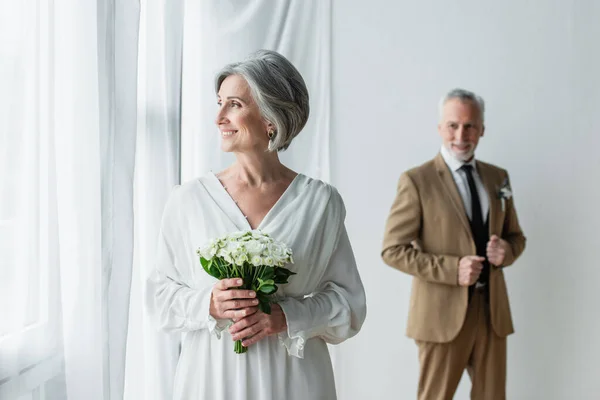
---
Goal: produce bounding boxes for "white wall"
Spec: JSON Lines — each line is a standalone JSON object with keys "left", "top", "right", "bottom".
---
{"left": 329, "top": 1, "right": 600, "bottom": 399}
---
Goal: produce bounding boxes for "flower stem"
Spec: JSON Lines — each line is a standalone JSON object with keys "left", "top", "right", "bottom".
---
{"left": 234, "top": 340, "right": 247, "bottom": 354}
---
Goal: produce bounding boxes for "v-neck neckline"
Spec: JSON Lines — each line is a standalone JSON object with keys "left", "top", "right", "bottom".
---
{"left": 207, "top": 171, "right": 304, "bottom": 231}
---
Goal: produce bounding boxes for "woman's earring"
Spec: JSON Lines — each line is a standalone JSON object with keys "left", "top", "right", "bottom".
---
{"left": 268, "top": 129, "right": 275, "bottom": 140}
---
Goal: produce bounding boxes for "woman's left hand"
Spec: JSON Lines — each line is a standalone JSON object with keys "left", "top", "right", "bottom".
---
{"left": 228, "top": 304, "right": 287, "bottom": 347}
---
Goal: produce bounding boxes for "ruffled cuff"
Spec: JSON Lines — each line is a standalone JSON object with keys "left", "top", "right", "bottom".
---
{"left": 277, "top": 329, "right": 307, "bottom": 358}
{"left": 196, "top": 285, "right": 230, "bottom": 338}
{"left": 207, "top": 315, "right": 231, "bottom": 339}
{"left": 278, "top": 298, "right": 311, "bottom": 358}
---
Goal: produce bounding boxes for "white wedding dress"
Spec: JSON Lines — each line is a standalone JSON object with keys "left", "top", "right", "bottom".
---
{"left": 146, "top": 172, "right": 366, "bottom": 400}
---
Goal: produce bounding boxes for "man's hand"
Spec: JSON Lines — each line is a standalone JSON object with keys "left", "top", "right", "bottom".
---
{"left": 487, "top": 235, "right": 509, "bottom": 266}
{"left": 458, "top": 255, "right": 485, "bottom": 286}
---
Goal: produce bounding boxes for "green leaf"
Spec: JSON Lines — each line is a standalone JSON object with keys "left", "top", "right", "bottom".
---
{"left": 208, "top": 267, "right": 219, "bottom": 278}
{"left": 200, "top": 257, "right": 211, "bottom": 274}
{"left": 256, "top": 292, "right": 270, "bottom": 305}
{"left": 258, "top": 301, "right": 272, "bottom": 315}
{"left": 209, "top": 263, "right": 224, "bottom": 279}
{"left": 261, "top": 268, "right": 275, "bottom": 280}
{"left": 200, "top": 257, "right": 209, "bottom": 268}
{"left": 201, "top": 258, "right": 223, "bottom": 279}
{"left": 273, "top": 267, "right": 296, "bottom": 283}
{"left": 259, "top": 284, "right": 277, "bottom": 295}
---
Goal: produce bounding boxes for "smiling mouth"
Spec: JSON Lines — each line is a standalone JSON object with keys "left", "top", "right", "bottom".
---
{"left": 452, "top": 144, "right": 471, "bottom": 151}
{"left": 221, "top": 130, "right": 238, "bottom": 137}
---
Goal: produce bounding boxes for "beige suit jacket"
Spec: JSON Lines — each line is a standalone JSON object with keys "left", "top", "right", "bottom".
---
{"left": 382, "top": 153, "right": 526, "bottom": 343}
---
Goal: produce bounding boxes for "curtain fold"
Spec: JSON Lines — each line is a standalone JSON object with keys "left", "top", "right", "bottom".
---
{"left": 55, "top": 1, "right": 140, "bottom": 399}
{"left": 0, "top": 1, "right": 140, "bottom": 399}
{"left": 97, "top": 1, "right": 140, "bottom": 398}
{"left": 124, "top": 1, "right": 183, "bottom": 399}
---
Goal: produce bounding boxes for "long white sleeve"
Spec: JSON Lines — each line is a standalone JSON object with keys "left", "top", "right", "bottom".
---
{"left": 278, "top": 226, "right": 367, "bottom": 358}
{"left": 145, "top": 187, "right": 228, "bottom": 336}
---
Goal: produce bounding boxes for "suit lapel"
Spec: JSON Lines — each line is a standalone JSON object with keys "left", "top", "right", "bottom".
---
{"left": 434, "top": 154, "right": 472, "bottom": 236}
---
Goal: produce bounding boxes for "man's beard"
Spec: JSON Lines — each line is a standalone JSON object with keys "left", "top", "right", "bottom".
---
{"left": 448, "top": 143, "right": 475, "bottom": 162}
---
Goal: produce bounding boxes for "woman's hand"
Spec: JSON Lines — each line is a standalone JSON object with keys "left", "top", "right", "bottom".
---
{"left": 209, "top": 278, "right": 259, "bottom": 320}
{"left": 228, "top": 304, "right": 287, "bottom": 347}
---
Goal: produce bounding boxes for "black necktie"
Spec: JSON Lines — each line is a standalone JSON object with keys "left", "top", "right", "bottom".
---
{"left": 460, "top": 164, "right": 489, "bottom": 286}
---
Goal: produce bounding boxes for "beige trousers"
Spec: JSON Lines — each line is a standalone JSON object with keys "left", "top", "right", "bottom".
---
{"left": 416, "top": 289, "right": 507, "bottom": 400}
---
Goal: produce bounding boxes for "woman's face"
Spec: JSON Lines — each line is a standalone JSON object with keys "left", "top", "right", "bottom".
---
{"left": 215, "top": 75, "right": 270, "bottom": 153}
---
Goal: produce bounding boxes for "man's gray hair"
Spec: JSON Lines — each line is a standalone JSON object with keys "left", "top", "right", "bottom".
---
{"left": 439, "top": 88, "right": 485, "bottom": 123}
{"left": 215, "top": 49, "right": 310, "bottom": 152}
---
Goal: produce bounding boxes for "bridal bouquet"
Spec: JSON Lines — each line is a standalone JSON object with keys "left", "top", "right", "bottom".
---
{"left": 197, "top": 230, "right": 295, "bottom": 354}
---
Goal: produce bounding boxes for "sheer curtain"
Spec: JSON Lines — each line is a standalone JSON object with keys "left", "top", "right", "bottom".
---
{"left": 0, "top": 1, "right": 139, "bottom": 399}
{"left": 124, "top": 1, "right": 183, "bottom": 399}
{"left": 0, "top": 3, "right": 62, "bottom": 397}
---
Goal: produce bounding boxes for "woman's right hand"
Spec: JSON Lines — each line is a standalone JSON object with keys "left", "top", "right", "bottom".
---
{"left": 209, "top": 278, "right": 259, "bottom": 320}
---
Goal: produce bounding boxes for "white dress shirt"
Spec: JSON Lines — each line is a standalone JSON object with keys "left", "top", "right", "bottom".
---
{"left": 440, "top": 145, "right": 489, "bottom": 223}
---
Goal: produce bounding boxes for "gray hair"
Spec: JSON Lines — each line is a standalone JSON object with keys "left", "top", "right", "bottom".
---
{"left": 439, "top": 88, "right": 485, "bottom": 123}
{"left": 215, "top": 50, "right": 310, "bottom": 152}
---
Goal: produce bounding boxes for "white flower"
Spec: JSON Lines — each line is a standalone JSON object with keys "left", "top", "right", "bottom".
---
{"left": 234, "top": 253, "right": 248, "bottom": 266}
{"left": 245, "top": 240, "right": 265, "bottom": 256}
{"left": 207, "top": 246, "right": 218, "bottom": 258}
{"left": 217, "top": 248, "right": 234, "bottom": 264}
{"left": 265, "top": 243, "right": 292, "bottom": 266}
{"left": 225, "top": 241, "right": 241, "bottom": 253}
{"left": 498, "top": 178, "right": 513, "bottom": 200}
{"left": 250, "top": 255, "right": 262, "bottom": 266}
{"left": 263, "top": 256, "right": 275, "bottom": 266}
{"left": 217, "top": 248, "right": 228, "bottom": 258}
{"left": 197, "top": 243, "right": 218, "bottom": 259}
{"left": 229, "top": 231, "right": 246, "bottom": 240}
{"left": 199, "top": 230, "right": 293, "bottom": 268}
{"left": 269, "top": 243, "right": 286, "bottom": 258}
{"left": 498, "top": 179, "right": 512, "bottom": 212}
{"left": 499, "top": 187, "right": 512, "bottom": 199}
{"left": 254, "top": 231, "right": 273, "bottom": 244}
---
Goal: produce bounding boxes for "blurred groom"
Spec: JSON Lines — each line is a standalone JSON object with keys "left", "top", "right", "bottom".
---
{"left": 381, "top": 88, "right": 526, "bottom": 399}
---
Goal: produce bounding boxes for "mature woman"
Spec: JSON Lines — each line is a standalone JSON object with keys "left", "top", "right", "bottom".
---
{"left": 147, "top": 50, "right": 366, "bottom": 400}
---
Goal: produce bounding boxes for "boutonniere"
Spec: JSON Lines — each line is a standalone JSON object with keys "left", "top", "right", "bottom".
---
{"left": 497, "top": 178, "right": 512, "bottom": 212}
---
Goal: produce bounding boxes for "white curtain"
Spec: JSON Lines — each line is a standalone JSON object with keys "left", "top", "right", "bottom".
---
{"left": 125, "top": 1, "right": 333, "bottom": 398}
{"left": 124, "top": 0, "right": 183, "bottom": 399}
{"left": 0, "top": 1, "right": 139, "bottom": 399}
